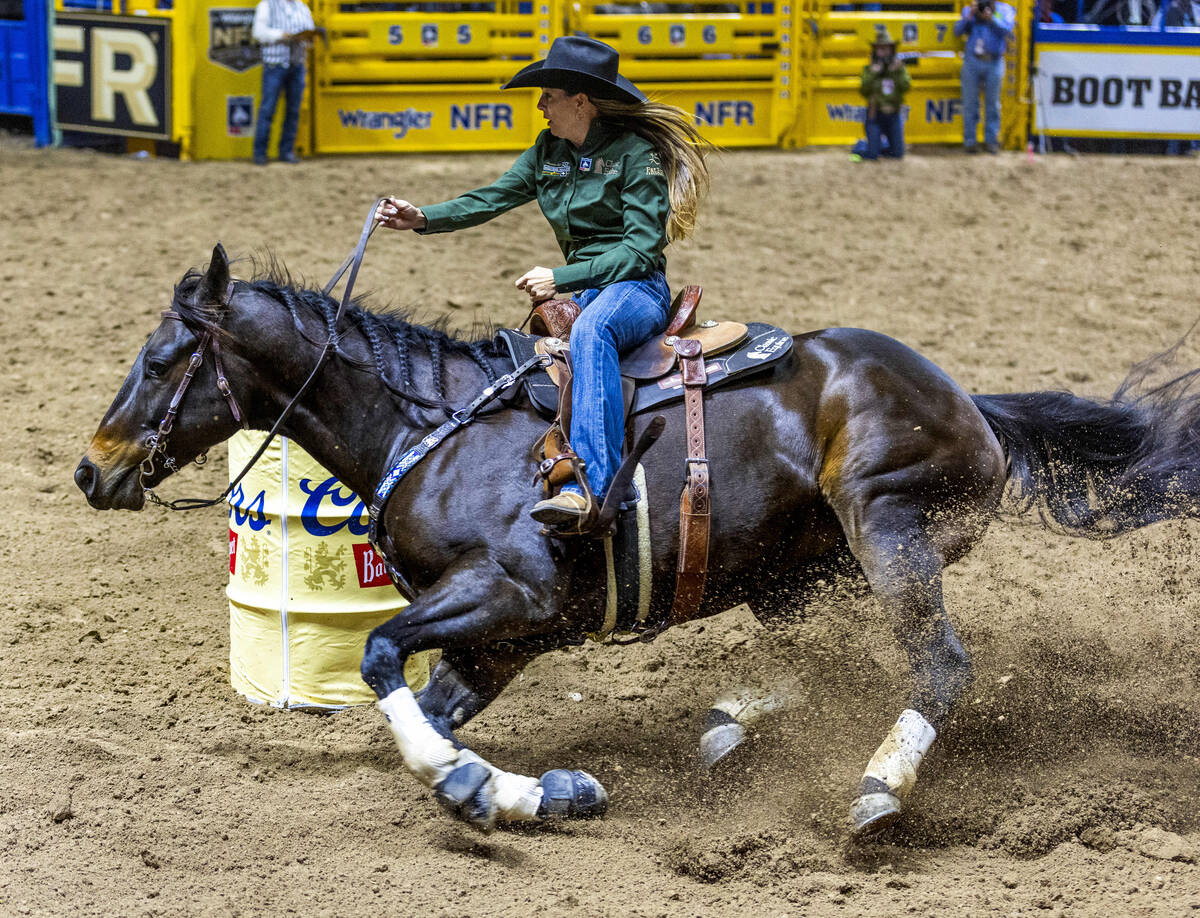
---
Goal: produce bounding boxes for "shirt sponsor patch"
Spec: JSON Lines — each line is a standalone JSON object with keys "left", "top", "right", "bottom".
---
{"left": 542, "top": 160, "right": 571, "bottom": 176}
{"left": 645, "top": 166, "right": 664, "bottom": 176}
{"left": 586, "top": 156, "right": 622, "bottom": 176}
{"left": 579, "top": 156, "right": 592, "bottom": 172}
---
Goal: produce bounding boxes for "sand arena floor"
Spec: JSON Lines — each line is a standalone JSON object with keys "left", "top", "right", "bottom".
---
{"left": 2, "top": 133, "right": 1199, "bottom": 917}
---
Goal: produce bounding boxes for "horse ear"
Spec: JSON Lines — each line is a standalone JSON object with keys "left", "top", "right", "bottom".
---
{"left": 195, "top": 243, "right": 231, "bottom": 305}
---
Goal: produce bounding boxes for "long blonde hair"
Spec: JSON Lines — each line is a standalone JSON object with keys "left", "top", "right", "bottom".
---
{"left": 590, "top": 97, "right": 712, "bottom": 242}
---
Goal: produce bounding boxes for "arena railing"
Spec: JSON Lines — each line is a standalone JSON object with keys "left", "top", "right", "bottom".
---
{"left": 567, "top": 0, "right": 801, "bottom": 146}
{"left": 311, "top": 0, "right": 565, "bottom": 153}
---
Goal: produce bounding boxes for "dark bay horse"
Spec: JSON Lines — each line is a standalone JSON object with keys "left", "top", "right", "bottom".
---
{"left": 76, "top": 245, "right": 1200, "bottom": 835}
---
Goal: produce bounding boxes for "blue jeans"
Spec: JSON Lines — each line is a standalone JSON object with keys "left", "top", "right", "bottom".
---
{"left": 864, "top": 110, "right": 904, "bottom": 160}
{"left": 961, "top": 53, "right": 1004, "bottom": 148}
{"left": 254, "top": 62, "right": 305, "bottom": 160}
{"left": 565, "top": 272, "right": 671, "bottom": 500}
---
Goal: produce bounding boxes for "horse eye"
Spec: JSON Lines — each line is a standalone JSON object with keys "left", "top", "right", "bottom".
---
{"left": 145, "top": 359, "right": 169, "bottom": 379}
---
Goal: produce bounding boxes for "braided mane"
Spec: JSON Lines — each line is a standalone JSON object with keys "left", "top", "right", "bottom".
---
{"left": 170, "top": 266, "right": 503, "bottom": 412}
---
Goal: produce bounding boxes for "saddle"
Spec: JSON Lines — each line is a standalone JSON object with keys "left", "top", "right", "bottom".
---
{"left": 495, "top": 286, "right": 793, "bottom": 634}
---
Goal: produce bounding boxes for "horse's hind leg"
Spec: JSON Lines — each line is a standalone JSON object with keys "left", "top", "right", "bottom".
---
{"left": 699, "top": 685, "right": 797, "bottom": 768}
{"left": 838, "top": 498, "right": 973, "bottom": 838}
{"left": 699, "top": 554, "right": 864, "bottom": 768}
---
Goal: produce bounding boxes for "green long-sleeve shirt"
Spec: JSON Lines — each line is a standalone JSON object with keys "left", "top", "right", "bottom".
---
{"left": 417, "top": 120, "right": 670, "bottom": 292}
{"left": 859, "top": 61, "right": 912, "bottom": 115}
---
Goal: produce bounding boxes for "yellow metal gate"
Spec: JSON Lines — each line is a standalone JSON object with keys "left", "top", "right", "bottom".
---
{"left": 793, "top": 0, "right": 964, "bottom": 147}
{"left": 568, "top": 0, "right": 801, "bottom": 147}
{"left": 312, "top": 0, "right": 562, "bottom": 153}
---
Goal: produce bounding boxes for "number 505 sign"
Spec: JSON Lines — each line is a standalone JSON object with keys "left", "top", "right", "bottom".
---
{"left": 369, "top": 20, "right": 491, "bottom": 56}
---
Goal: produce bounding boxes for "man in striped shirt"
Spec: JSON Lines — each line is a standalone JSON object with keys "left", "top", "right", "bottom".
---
{"left": 251, "top": 0, "right": 316, "bottom": 165}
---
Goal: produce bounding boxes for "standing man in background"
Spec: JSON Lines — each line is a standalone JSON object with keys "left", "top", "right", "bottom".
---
{"left": 252, "top": 0, "right": 316, "bottom": 165}
{"left": 954, "top": 0, "right": 1015, "bottom": 154}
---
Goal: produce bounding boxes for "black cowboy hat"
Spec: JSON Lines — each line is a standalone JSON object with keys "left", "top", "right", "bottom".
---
{"left": 502, "top": 36, "right": 645, "bottom": 104}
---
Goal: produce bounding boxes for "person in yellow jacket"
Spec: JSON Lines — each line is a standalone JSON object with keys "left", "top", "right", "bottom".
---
{"left": 858, "top": 32, "right": 912, "bottom": 160}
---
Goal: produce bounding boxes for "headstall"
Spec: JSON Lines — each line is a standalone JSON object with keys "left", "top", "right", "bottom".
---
{"left": 139, "top": 285, "right": 249, "bottom": 508}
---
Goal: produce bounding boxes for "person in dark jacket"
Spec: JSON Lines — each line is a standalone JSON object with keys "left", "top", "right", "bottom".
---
{"left": 375, "top": 36, "right": 711, "bottom": 533}
{"left": 858, "top": 32, "right": 912, "bottom": 160}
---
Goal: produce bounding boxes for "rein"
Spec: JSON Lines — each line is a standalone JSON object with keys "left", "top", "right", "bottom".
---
{"left": 142, "top": 198, "right": 385, "bottom": 511}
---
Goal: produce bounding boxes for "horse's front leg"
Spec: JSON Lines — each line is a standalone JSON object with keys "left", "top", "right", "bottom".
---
{"left": 360, "top": 552, "right": 607, "bottom": 832}
{"left": 841, "top": 502, "right": 973, "bottom": 839}
{"left": 415, "top": 645, "right": 535, "bottom": 737}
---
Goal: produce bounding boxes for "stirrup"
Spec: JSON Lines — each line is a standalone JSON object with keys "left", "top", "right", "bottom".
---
{"left": 535, "top": 417, "right": 667, "bottom": 540}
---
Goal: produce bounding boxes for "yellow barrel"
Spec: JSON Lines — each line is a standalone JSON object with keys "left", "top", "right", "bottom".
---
{"left": 226, "top": 432, "right": 429, "bottom": 709}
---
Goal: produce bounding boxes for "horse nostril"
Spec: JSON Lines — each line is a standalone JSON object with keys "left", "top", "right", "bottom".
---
{"left": 74, "top": 459, "right": 96, "bottom": 495}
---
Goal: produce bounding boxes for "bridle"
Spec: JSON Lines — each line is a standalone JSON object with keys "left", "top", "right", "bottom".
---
{"left": 138, "top": 287, "right": 248, "bottom": 507}
{"left": 139, "top": 198, "right": 385, "bottom": 511}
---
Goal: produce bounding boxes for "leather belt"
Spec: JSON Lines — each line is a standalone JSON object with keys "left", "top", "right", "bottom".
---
{"left": 669, "top": 337, "right": 710, "bottom": 624}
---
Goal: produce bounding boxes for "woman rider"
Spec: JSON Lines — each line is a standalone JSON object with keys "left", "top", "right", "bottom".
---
{"left": 375, "top": 35, "right": 709, "bottom": 533}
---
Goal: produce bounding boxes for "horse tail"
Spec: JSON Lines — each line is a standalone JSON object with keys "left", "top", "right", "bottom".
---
{"left": 971, "top": 337, "right": 1200, "bottom": 537}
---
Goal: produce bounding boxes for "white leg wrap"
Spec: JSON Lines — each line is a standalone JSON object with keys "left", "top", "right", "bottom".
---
{"left": 378, "top": 687, "right": 460, "bottom": 787}
{"left": 379, "top": 690, "right": 545, "bottom": 821}
{"left": 861, "top": 709, "right": 937, "bottom": 799}
{"left": 456, "top": 750, "right": 544, "bottom": 822}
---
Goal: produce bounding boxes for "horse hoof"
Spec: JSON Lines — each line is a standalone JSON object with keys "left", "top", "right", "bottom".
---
{"left": 849, "top": 791, "right": 901, "bottom": 840}
{"left": 699, "top": 721, "right": 747, "bottom": 770}
{"left": 537, "top": 769, "right": 609, "bottom": 819}
{"left": 434, "top": 762, "right": 496, "bottom": 832}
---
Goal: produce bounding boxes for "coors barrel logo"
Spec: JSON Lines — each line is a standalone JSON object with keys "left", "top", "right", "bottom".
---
{"left": 298, "top": 477, "right": 370, "bottom": 537}
{"left": 229, "top": 483, "right": 270, "bottom": 531}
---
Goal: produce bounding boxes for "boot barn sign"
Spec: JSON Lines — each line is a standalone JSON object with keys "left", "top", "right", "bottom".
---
{"left": 1033, "top": 25, "right": 1200, "bottom": 138}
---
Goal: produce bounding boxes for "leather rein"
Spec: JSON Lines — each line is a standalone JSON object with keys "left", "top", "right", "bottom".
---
{"left": 141, "top": 198, "right": 386, "bottom": 511}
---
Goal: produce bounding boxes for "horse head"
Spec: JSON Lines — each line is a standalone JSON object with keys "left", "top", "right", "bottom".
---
{"left": 75, "top": 244, "right": 249, "bottom": 510}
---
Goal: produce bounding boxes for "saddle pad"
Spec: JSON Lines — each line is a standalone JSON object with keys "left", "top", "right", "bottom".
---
{"left": 494, "top": 323, "right": 794, "bottom": 419}
{"left": 496, "top": 328, "right": 562, "bottom": 414}
{"left": 632, "top": 323, "right": 793, "bottom": 413}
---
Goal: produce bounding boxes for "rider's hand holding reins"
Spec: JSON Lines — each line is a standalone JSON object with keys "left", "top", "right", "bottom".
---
{"left": 516, "top": 266, "right": 557, "bottom": 304}
{"left": 375, "top": 197, "right": 428, "bottom": 231}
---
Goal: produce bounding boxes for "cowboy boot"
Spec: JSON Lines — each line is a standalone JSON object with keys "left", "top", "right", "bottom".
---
{"left": 530, "top": 489, "right": 598, "bottom": 533}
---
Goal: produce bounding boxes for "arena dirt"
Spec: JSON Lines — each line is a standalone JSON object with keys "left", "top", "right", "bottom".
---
{"left": 1, "top": 133, "right": 1199, "bottom": 917}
